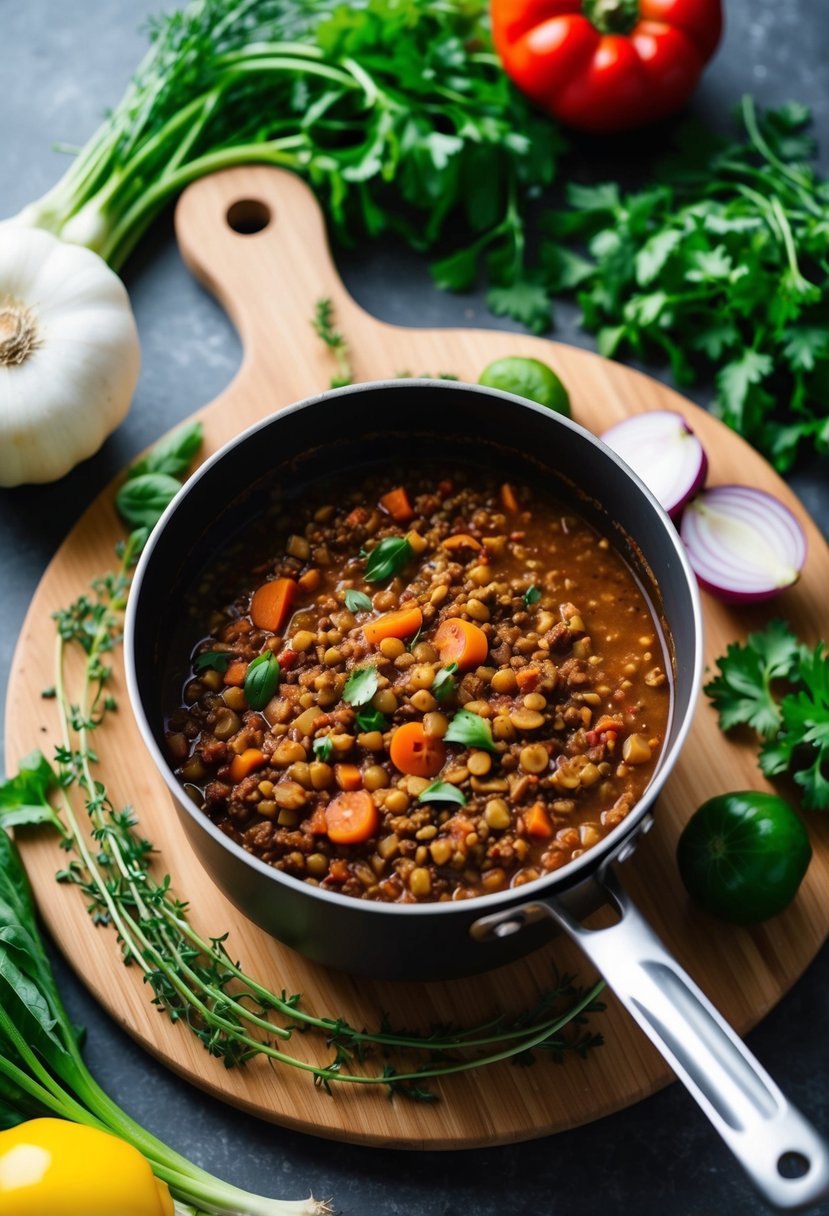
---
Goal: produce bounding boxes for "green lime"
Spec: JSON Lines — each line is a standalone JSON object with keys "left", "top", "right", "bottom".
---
{"left": 478, "top": 356, "right": 571, "bottom": 416}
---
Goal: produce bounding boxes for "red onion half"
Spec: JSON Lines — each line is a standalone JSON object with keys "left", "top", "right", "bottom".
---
{"left": 601, "top": 410, "right": 708, "bottom": 519}
{"left": 680, "top": 485, "right": 807, "bottom": 602}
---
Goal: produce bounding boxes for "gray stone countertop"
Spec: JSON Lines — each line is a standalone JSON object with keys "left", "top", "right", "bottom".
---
{"left": 1, "top": 2, "right": 827, "bottom": 1214}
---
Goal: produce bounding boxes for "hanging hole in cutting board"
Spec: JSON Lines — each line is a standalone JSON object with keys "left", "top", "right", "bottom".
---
{"left": 777, "top": 1151, "right": 811, "bottom": 1179}
{"left": 226, "top": 198, "right": 271, "bottom": 234}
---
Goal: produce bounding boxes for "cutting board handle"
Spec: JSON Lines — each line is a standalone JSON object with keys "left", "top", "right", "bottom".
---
{"left": 174, "top": 166, "right": 372, "bottom": 398}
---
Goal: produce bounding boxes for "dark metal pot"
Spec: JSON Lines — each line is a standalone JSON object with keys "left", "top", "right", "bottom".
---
{"left": 125, "top": 380, "right": 828, "bottom": 1208}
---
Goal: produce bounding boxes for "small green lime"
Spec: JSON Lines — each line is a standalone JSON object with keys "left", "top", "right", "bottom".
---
{"left": 478, "top": 356, "right": 571, "bottom": 416}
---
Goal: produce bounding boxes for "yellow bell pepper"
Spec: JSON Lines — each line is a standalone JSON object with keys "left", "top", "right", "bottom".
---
{"left": 0, "top": 1118, "right": 174, "bottom": 1215}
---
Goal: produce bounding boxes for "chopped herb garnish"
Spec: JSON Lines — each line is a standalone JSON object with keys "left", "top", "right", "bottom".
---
{"left": 432, "top": 663, "right": 459, "bottom": 702}
{"left": 523, "top": 584, "right": 542, "bottom": 608}
{"left": 343, "top": 665, "right": 380, "bottom": 707}
{"left": 193, "top": 650, "right": 231, "bottom": 674}
{"left": 344, "top": 589, "right": 373, "bottom": 614}
{"left": 355, "top": 706, "right": 389, "bottom": 734}
{"left": 444, "top": 708, "right": 497, "bottom": 753}
{"left": 364, "top": 536, "right": 413, "bottom": 583}
{"left": 408, "top": 622, "right": 424, "bottom": 652}
{"left": 312, "top": 736, "right": 333, "bottom": 763}
{"left": 243, "top": 651, "right": 280, "bottom": 711}
{"left": 418, "top": 781, "right": 468, "bottom": 807}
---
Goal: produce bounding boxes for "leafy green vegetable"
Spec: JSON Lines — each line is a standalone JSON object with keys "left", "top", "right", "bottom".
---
{"left": 355, "top": 706, "right": 388, "bottom": 733}
{"left": 418, "top": 781, "right": 467, "bottom": 807}
{"left": 312, "top": 736, "right": 333, "bottom": 763}
{"left": 523, "top": 585, "right": 542, "bottom": 609}
{"left": 432, "top": 663, "right": 459, "bottom": 702}
{"left": 244, "top": 652, "right": 280, "bottom": 710}
{"left": 193, "top": 649, "right": 231, "bottom": 674}
{"left": 0, "top": 751, "right": 62, "bottom": 832}
{"left": 125, "top": 421, "right": 203, "bottom": 480}
{"left": 115, "top": 472, "right": 182, "bottom": 531}
{"left": 343, "top": 665, "right": 380, "bottom": 707}
{"left": 344, "top": 589, "right": 373, "bottom": 614}
{"left": 544, "top": 98, "right": 829, "bottom": 471}
{"left": 19, "top": 0, "right": 561, "bottom": 298}
{"left": 444, "top": 708, "right": 496, "bottom": 753}
{"left": 312, "top": 298, "right": 352, "bottom": 388}
{"left": 363, "top": 536, "right": 413, "bottom": 583}
{"left": 704, "top": 621, "right": 829, "bottom": 810}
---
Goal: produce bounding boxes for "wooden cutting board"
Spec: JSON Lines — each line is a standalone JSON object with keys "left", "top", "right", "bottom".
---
{"left": 6, "top": 166, "right": 829, "bottom": 1148}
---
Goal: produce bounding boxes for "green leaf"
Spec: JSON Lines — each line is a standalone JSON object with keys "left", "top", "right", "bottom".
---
{"left": 0, "top": 752, "right": 62, "bottom": 833}
{"left": 193, "top": 650, "right": 231, "bottom": 674}
{"left": 596, "top": 326, "right": 627, "bottom": 359}
{"left": 355, "top": 706, "right": 388, "bottom": 733}
{"left": 418, "top": 781, "right": 467, "bottom": 807}
{"left": 244, "top": 652, "right": 280, "bottom": 711}
{"left": 692, "top": 319, "right": 741, "bottom": 360}
{"left": 429, "top": 244, "right": 480, "bottom": 292}
{"left": 432, "top": 663, "right": 459, "bottom": 702}
{"left": 635, "top": 228, "right": 682, "bottom": 286}
{"left": 127, "top": 421, "right": 203, "bottom": 480}
{"left": 343, "top": 665, "right": 380, "bottom": 707}
{"left": 344, "top": 589, "right": 373, "bottom": 613}
{"left": 486, "top": 279, "right": 552, "bottom": 335}
{"left": 115, "top": 473, "right": 182, "bottom": 531}
{"left": 523, "top": 585, "right": 542, "bottom": 609}
{"left": 566, "top": 182, "right": 620, "bottom": 212}
{"left": 363, "top": 537, "right": 412, "bottom": 583}
{"left": 444, "top": 709, "right": 496, "bottom": 753}
{"left": 704, "top": 620, "right": 801, "bottom": 737}
{"left": 686, "top": 246, "right": 733, "bottom": 282}
{"left": 313, "top": 736, "right": 333, "bottom": 763}
{"left": 783, "top": 326, "right": 829, "bottom": 372}
{"left": 716, "top": 350, "right": 774, "bottom": 423}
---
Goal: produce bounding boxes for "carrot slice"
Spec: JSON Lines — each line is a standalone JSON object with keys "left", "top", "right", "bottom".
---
{"left": 222, "top": 659, "right": 248, "bottom": 687}
{"left": 325, "top": 790, "right": 379, "bottom": 844}
{"left": 335, "top": 763, "right": 363, "bottom": 791}
{"left": 442, "top": 533, "right": 482, "bottom": 553}
{"left": 389, "top": 721, "right": 446, "bottom": 777}
{"left": 525, "top": 801, "right": 553, "bottom": 838}
{"left": 433, "top": 617, "right": 489, "bottom": 671}
{"left": 515, "top": 667, "right": 539, "bottom": 692}
{"left": 501, "top": 483, "right": 520, "bottom": 512}
{"left": 229, "top": 748, "right": 266, "bottom": 782}
{"left": 379, "top": 486, "right": 415, "bottom": 523}
{"left": 250, "top": 577, "right": 296, "bottom": 633}
{"left": 363, "top": 604, "right": 423, "bottom": 647}
{"left": 297, "top": 568, "right": 321, "bottom": 592}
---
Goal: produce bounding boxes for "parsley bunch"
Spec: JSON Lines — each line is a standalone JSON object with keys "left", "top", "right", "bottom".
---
{"left": 705, "top": 620, "right": 829, "bottom": 810}
{"left": 543, "top": 98, "right": 829, "bottom": 471}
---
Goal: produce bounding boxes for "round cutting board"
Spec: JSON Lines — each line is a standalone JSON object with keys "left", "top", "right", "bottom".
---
{"left": 6, "top": 167, "right": 829, "bottom": 1148}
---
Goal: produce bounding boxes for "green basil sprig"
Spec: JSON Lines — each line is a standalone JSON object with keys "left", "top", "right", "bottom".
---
{"left": 193, "top": 650, "right": 231, "bottom": 674}
{"left": 344, "top": 589, "right": 373, "bottom": 613}
{"left": 364, "top": 536, "right": 412, "bottom": 583}
{"left": 313, "top": 736, "right": 333, "bottom": 763}
{"left": 418, "top": 781, "right": 467, "bottom": 807}
{"left": 343, "top": 665, "right": 380, "bottom": 707}
{"left": 244, "top": 652, "right": 280, "bottom": 710}
{"left": 432, "top": 662, "right": 459, "bottom": 702}
{"left": 444, "top": 708, "right": 496, "bottom": 753}
{"left": 523, "top": 585, "right": 542, "bottom": 608}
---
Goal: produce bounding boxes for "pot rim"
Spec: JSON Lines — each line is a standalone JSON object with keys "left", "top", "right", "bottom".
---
{"left": 124, "top": 377, "right": 704, "bottom": 920}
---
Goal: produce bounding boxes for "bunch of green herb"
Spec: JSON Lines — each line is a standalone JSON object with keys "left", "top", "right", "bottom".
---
{"left": 704, "top": 619, "right": 829, "bottom": 810}
{"left": 543, "top": 98, "right": 829, "bottom": 470}
{"left": 12, "top": 0, "right": 561, "bottom": 299}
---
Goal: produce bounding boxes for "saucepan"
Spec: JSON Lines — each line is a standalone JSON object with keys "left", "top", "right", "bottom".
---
{"left": 125, "top": 379, "right": 828, "bottom": 1209}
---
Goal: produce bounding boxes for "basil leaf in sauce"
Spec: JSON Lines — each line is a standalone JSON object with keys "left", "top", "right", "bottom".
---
{"left": 343, "top": 665, "right": 380, "bottom": 707}
{"left": 418, "top": 781, "right": 467, "bottom": 807}
{"left": 355, "top": 706, "right": 388, "bottom": 733}
{"left": 193, "top": 650, "right": 231, "bottom": 674}
{"left": 444, "top": 708, "right": 496, "bottom": 753}
{"left": 432, "top": 662, "right": 459, "bottom": 701}
{"left": 313, "top": 737, "right": 333, "bottom": 763}
{"left": 363, "top": 536, "right": 413, "bottom": 582}
{"left": 344, "top": 589, "right": 373, "bottom": 613}
{"left": 523, "top": 584, "right": 542, "bottom": 608}
{"left": 244, "top": 652, "right": 280, "bottom": 711}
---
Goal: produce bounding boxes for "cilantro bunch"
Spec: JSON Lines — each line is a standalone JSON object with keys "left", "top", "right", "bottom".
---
{"left": 704, "top": 620, "right": 829, "bottom": 810}
{"left": 543, "top": 98, "right": 829, "bottom": 472}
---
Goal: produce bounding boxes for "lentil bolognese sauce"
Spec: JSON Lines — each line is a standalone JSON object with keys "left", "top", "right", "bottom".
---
{"left": 165, "top": 471, "right": 671, "bottom": 903}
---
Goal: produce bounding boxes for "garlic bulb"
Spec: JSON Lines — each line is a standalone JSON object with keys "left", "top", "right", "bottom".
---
{"left": 0, "top": 227, "right": 140, "bottom": 486}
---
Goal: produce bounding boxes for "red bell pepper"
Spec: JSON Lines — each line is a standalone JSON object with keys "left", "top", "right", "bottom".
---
{"left": 490, "top": 0, "right": 723, "bottom": 132}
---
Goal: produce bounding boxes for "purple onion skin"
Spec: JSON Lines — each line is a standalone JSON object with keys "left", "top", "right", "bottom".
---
{"left": 691, "top": 572, "right": 800, "bottom": 605}
{"left": 668, "top": 448, "right": 709, "bottom": 522}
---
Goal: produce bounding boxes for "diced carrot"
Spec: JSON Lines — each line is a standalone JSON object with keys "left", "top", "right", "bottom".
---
{"left": 379, "top": 486, "right": 415, "bottom": 523}
{"left": 325, "top": 790, "right": 379, "bottom": 844}
{"left": 297, "top": 568, "right": 321, "bottom": 592}
{"left": 433, "top": 617, "right": 489, "bottom": 671}
{"left": 278, "top": 649, "right": 298, "bottom": 670}
{"left": 328, "top": 858, "right": 351, "bottom": 882}
{"left": 525, "top": 801, "right": 553, "bottom": 838}
{"left": 229, "top": 748, "right": 266, "bottom": 782}
{"left": 501, "top": 483, "right": 520, "bottom": 513}
{"left": 335, "top": 763, "right": 363, "bottom": 791}
{"left": 363, "top": 604, "right": 423, "bottom": 647}
{"left": 250, "top": 577, "right": 296, "bottom": 633}
{"left": 389, "top": 721, "right": 446, "bottom": 777}
{"left": 223, "top": 659, "right": 248, "bottom": 687}
{"left": 442, "top": 533, "right": 482, "bottom": 553}
{"left": 594, "top": 716, "right": 623, "bottom": 735}
{"left": 515, "top": 668, "right": 539, "bottom": 692}
{"left": 307, "top": 805, "right": 329, "bottom": 835}
{"left": 345, "top": 507, "right": 368, "bottom": 528}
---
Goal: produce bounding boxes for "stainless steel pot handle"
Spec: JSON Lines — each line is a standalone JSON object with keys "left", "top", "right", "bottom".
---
{"left": 471, "top": 867, "right": 829, "bottom": 1210}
